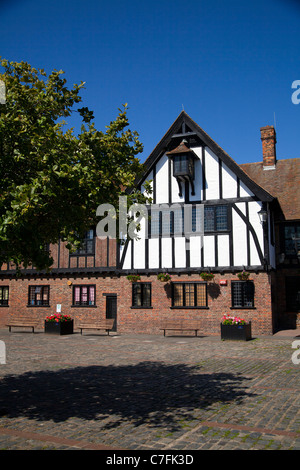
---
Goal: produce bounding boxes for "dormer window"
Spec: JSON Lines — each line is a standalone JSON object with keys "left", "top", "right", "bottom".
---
{"left": 173, "top": 155, "right": 193, "bottom": 177}
{"left": 167, "top": 140, "right": 196, "bottom": 197}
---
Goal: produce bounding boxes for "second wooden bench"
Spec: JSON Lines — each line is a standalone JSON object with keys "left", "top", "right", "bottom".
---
{"left": 160, "top": 321, "right": 199, "bottom": 337}
{"left": 6, "top": 320, "right": 39, "bottom": 333}
{"left": 76, "top": 319, "right": 115, "bottom": 336}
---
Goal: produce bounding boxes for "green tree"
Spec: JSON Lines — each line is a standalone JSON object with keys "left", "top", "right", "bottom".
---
{"left": 0, "top": 59, "right": 150, "bottom": 271}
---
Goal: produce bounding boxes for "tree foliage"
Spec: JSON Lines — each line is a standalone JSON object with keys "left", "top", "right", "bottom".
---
{"left": 0, "top": 59, "right": 150, "bottom": 271}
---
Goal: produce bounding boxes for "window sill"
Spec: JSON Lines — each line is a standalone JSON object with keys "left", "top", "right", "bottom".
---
{"left": 130, "top": 306, "right": 153, "bottom": 309}
{"left": 170, "top": 306, "right": 209, "bottom": 309}
{"left": 230, "top": 307, "right": 256, "bottom": 310}
{"left": 0, "top": 304, "right": 9, "bottom": 307}
{"left": 71, "top": 305, "right": 97, "bottom": 308}
{"left": 26, "top": 304, "right": 50, "bottom": 308}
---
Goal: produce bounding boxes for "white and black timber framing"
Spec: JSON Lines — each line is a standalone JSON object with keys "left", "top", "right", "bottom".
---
{"left": 119, "top": 111, "right": 275, "bottom": 275}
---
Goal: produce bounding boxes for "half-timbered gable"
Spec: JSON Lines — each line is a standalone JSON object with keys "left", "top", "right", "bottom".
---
{"left": 120, "top": 111, "right": 275, "bottom": 274}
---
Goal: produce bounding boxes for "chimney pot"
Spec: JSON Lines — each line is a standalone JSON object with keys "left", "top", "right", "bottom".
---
{"left": 260, "top": 125, "right": 277, "bottom": 169}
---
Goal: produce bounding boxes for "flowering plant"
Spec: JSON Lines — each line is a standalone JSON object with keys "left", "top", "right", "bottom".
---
{"left": 157, "top": 273, "right": 171, "bottom": 282}
{"left": 45, "top": 314, "right": 72, "bottom": 322}
{"left": 200, "top": 272, "right": 215, "bottom": 281}
{"left": 237, "top": 270, "right": 250, "bottom": 281}
{"left": 221, "top": 314, "right": 247, "bottom": 325}
{"left": 127, "top": 274, "right": 141, "bottom": 282}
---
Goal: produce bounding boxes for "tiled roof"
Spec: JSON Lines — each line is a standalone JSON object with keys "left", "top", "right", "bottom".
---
{"left": 166, "top": 140, "right": 194, "bottom": 155}
{"left": 240, "top": 158, "right": 300, "bottom": 220}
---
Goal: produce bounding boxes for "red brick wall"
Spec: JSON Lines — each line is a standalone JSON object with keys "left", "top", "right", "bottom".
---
{"left": 0, "top": 272, "right": 274, "bottom": 335}
{"left": 118, "top": 273, "right": 273, "bottom": 336}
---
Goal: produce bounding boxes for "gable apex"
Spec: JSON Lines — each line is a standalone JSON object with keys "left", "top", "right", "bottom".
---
{"left": 138, "top": 111, "right": 274, "bottom": 202}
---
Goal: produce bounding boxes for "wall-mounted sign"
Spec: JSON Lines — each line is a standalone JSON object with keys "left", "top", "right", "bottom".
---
{"left": 219, "top": 280, "right": 227, "bottom": 286}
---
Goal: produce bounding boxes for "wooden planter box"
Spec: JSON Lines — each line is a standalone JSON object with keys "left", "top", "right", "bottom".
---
{"left": 220, "top": 322, "right": 252, "bottom": 341}
{"left": 44, "top": 320, "right": 74, "bottom": 335}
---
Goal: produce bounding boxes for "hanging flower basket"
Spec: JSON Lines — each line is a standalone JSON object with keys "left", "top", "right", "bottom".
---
{"left": 157, "top": 273, "right": 172, "bottom": 282}
{"left": 237, "top": 270, "right": 250, "bottom": 281}
{"left": 126, "top": 274, "right": 141, "bottom": 282}
{"left": 200, "top": 272, "right": 215, "bottom": 282}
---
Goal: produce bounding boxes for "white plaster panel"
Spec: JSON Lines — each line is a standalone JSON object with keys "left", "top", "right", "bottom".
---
{"left": 122, "top": 240, "right": 131, "bottom": 269}
{"left": 161, "top": 237, "right": 172, "bottom": 269}
{"left": 189, "top": 235, "right": 202, "bottom": 267}
{"left": 222, "top": 163, "right": 237, "bottom": 198}
{"left": 217, "top": 234, "right": 230, "bottom": 267}
{"left": 204, "top": 148, "right": 220, "bottom": 200}
{"left": 203, "top": 235, "right": 215, "bottom": 267}
{"left": 239, "top": 180, "right": 254, "bottom": 197}
{"left": 232, "top": 204, "right": 247, "bottom": 266}
{"left": 249, "top": 233, "right": 261, "bottom": 266}
{"left": 189, "top": 149, "right": 202, "bottom": 201}
{"left": 155, "top": 154, "right": 169, "bottom": 203}
{"left": 133, "top": 238, "right": 145, "bottom": 269}
{"left": 174, "top": 237, "right": 186, "bottom": 268}
{"left": 148, "top": 238, "right": 159, "bottom": 268}
{"left": 248, "top": 201, "right": 264, "bottom": 265}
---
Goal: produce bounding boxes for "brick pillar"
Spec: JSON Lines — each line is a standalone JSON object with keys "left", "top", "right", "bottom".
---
{"left": 260, "top": 125, "right": 277, "bottom": 168}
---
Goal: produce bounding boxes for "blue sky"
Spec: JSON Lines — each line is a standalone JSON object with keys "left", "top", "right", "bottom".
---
{"left": 1, "top": 0, "right": 299, "bottom": 164}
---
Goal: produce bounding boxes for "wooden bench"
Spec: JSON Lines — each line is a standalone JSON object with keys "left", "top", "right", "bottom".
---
{"left": 160, "top": 322, "right": 199, "bottom": 337}
{"left": 6, "top": 320, "right": 39, "bottom": 333}
{"left": 76, "top": 319, "right": 115, "bottom": 336}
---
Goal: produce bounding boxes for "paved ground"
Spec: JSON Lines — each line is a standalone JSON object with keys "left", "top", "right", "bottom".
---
{"left": 0, "top": 327, "right": 299, "bottom": 451}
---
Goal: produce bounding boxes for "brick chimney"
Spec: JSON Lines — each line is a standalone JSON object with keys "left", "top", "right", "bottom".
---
{"left": 260, "top": 125, "right": 277, "bottom": 169}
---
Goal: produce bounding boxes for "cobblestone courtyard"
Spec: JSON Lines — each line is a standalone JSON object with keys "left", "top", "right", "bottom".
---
{"left": 0, "top": 328, "right": 299, "bottom": 451}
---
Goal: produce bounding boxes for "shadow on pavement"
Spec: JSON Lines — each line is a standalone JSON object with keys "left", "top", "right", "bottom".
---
{"left": 0, "top": 361, "right": 254, "bottom": 432}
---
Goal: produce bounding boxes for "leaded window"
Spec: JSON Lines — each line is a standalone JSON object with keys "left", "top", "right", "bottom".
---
{"left": 28, "top": 286, "right": 50, "bottom": 306}
{"left": 73, "top": 285, "right": 96, "bottom": 306}
{"left": 70, "top": 229, "right": 95, "bottom": 256}
{"left": 231, "top": 281, "right": 255, "bottom": 308}
{"left": 204, "top": 205, "right": 228, "bottom": 232}
{"left": 283, "top": 224, "right": 300, "bottom": 257}
{"left": 0, "top": 286, "right": 9, "bottom": 306}
{"left": 150, "top": 204, "right": 228, "bottom": 236}
{"left": 132, "top": 283, "right": 151, "bottom": 308}
{"left": 172, "top": 282, "right": 207, "bottom": 308}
